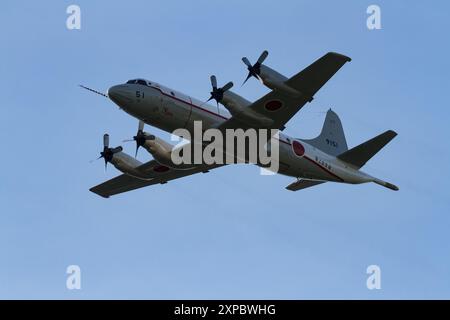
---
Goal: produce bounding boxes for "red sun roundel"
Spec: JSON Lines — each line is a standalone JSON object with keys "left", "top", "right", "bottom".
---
{"left": 264, "top": 100, "right": 283, "bottom": 111}
{"left": 292, "top": 140, "right": 305, "bottom": 157}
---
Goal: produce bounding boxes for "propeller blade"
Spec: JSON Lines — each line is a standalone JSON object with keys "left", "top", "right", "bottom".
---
{"left": 199, "top": 99, "right": 209, "bottom": 107}
{"left": 257, "top": 50, "right": 268, "bottom": 64}
{"left": 89, "top": 155, "right": 102, "bottom": 164}
{"left": 242, "top": 57, "right": 252, "bottom": 68}
{"left": 210, "top": 75, "right": 217, "bottom": 89}
{"left": 138, "top": 120, "right": 144, "bottom": 132}
{"left": 122, "top": 139, "right": 134, "bottom": 143}
{"left": 222, "top": 81, "right": 234, "bottom": 92}
{"left": 103, "top": 134, "right": 109, "bottom": 148}
{"left": 135, "top": 145, "right": 140, "bottom": 158}
{"left": 242, "top": 73, "right": 252, "bottom": 86}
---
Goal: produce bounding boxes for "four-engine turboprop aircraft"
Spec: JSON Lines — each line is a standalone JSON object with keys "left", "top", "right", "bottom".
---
{"left": 82, "top": 51, "right": 398, "bottom": 198}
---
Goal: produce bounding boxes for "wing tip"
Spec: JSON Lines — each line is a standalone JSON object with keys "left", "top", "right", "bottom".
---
{"left": 89, "top": 187, "right": 110, "bottom": 198}
{"left": 387, "top": 129, "right": 398, "bottom": 138}
{"left": 328, "top": 52, "right": 352, "bottom": 62}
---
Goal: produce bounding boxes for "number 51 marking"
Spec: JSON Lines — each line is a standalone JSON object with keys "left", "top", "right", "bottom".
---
{"left": 136, "top": 91, "right": 144, "bottom": 99}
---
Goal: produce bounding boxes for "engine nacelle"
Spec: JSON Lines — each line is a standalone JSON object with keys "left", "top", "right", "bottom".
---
{"left": 141, "top": 135, "right": 195, "bottom": 169}
{"left": 109, "top": 152, "right": 150, "bottom": 180}
{"left": 259, "top": 65, "right": 304, "bottom": 98}
{"left": 221, "top": 91, "right": 274, "bottom": 127}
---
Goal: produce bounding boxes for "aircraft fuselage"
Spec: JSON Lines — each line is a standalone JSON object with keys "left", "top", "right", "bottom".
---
{"left": 107, "top": 80, "right": 374, "bottom": 185}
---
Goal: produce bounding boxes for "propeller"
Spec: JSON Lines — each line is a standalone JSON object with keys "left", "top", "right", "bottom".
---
{"left": 241, "top": 50, "right": 268, "bottom": 86}
{"left": 123, "top": 121, "right": 155, "bottom": 157}
{"left": 96, "top": 134, "right": 123, "bottom": 170}
{"left": 206, "top": 75, "right": 233, "bottom": 106}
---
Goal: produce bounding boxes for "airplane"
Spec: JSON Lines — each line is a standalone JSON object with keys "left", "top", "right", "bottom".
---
{"left": 81, "top": 51, "right": 398, "bottom": 198}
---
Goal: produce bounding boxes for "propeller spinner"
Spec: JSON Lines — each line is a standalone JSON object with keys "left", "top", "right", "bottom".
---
{"left": 123, "top": 121, "right": 155, "bottom": 157}
{"left": 206, "top": 75, "right": 233, "bottom": 105}
{"left": 241, "top": 50, "right": 268, "bottom": 86}
{"left": 97, "top": 134, "right": 123, "bottom": 170}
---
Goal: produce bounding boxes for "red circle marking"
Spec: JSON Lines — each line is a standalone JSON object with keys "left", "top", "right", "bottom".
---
{"left": 292, "top": 140, "right": 305, "bottom": 157}
{"left": 153, "top": 165, "right": 170, "bottom": 173}
{"left": 265, "top": 100, "right": 283, "bottom": 111}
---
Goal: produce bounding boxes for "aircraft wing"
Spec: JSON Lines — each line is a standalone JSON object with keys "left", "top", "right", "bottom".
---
{"left": 219, "top": 52, "right": 351, "bottom": 131}
{"left": 90, "top": 160, "right": 224, "bottom": 198}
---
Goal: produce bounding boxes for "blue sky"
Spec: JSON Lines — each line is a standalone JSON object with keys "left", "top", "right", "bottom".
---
{"left": 1, "top": 0, "right": 449, "bottom": 299}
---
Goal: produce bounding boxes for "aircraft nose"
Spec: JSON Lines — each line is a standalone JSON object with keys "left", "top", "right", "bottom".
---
{"left": 108, "top": 85, "right": 133, "bottom": 107}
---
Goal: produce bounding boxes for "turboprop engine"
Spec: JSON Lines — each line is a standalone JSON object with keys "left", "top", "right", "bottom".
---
{"left": 124, "top": 121, "right": 195, "bottom": 170}
{"left": 94, "top": 134, "right": 150, "bottom": 180}
{"left": 242, "top": 50, "right": 303, "bottom": 98}
{"left": 206, "top": 75, "right": 274, "bottom": 127}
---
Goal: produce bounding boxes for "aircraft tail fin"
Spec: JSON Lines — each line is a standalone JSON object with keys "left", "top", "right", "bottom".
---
{"left": 337, "top": 130, "right": 397, "bottom": 169}
{"left": 301, "top": 109, "right": 348, "bottom": 156}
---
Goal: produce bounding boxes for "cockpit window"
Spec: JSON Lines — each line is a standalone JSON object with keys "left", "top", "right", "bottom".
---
{"left": 126, "top": 79, "right": 150, "bottom": 86}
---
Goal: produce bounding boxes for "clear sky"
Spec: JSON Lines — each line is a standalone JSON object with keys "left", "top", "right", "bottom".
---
{"left": 1, "top": 0, "right": 449, "bottom": 299}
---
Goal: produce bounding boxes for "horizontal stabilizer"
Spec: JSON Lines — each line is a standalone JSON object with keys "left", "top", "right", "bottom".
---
{"left": 337, "top": 130, "right": 397, "bottom": 169}
{"left": 286, "top": 179, "right": 325, "bottom": 191}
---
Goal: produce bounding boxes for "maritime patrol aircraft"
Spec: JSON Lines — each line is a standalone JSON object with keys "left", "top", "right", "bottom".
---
{"left": 82, "top": 51, "right": 398, "bottom": 198}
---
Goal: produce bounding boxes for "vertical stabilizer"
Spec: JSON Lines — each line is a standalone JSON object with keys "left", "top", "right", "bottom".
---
{"left": 301, "top": 109, "right": 348, "bottom": 156}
